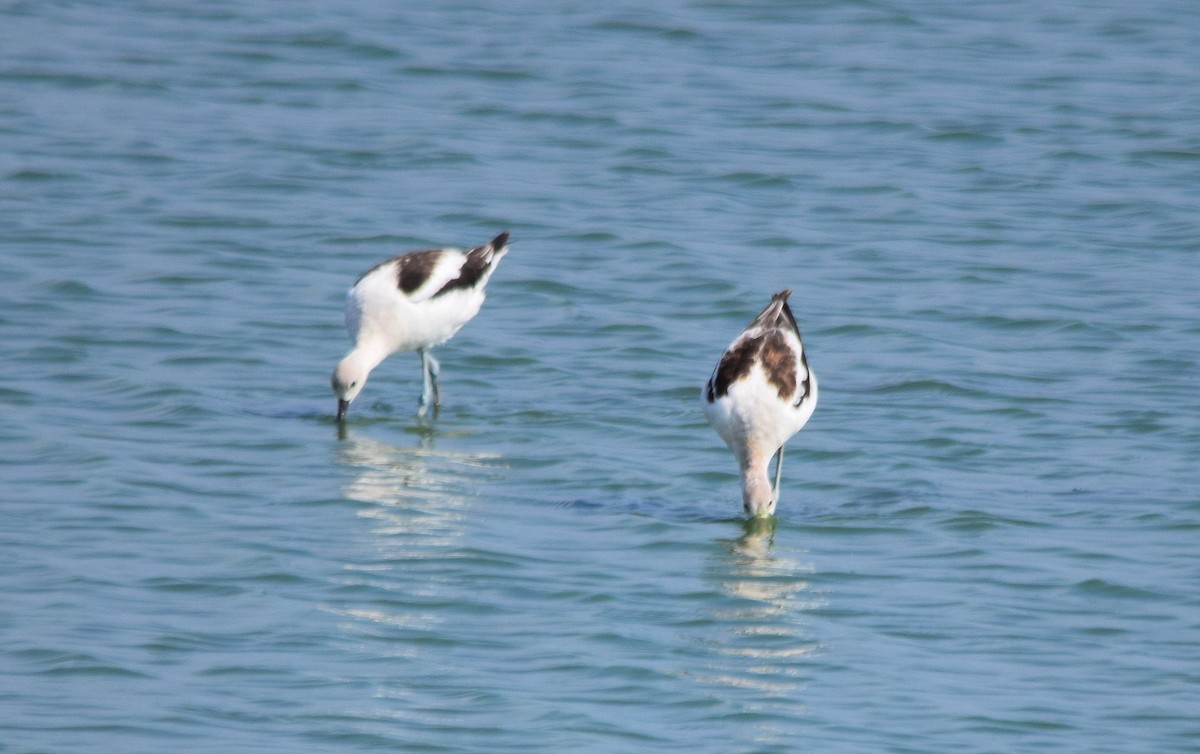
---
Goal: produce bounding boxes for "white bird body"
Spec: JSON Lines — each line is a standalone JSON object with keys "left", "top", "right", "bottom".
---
{"left": 346, "top": 251, "right": 488, "bottom": 356}
{"left": 333, "top": 232, "right": 509, "bottom": 419}
{"left": 703, "top": 290, "right": 817, "bottom": 517}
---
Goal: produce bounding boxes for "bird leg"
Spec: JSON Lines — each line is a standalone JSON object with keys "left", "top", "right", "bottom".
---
{"left": 427, "top": 351, "right": 441, "bottom": 407}
{"left": 418, "top": 349, "right": 442, "bottom": 415}
{"left": 772, "top": 445, "right": 784, "bottom": 502}
{"left": 418, "top": 348, "right": 433, "bottom": 414}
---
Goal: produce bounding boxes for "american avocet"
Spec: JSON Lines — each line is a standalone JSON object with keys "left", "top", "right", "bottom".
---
{"left": 703, "top": 289, "right": 818, "bottom": 517}
{"left": 332, "top": 232, "right": 510, "bottom": 420}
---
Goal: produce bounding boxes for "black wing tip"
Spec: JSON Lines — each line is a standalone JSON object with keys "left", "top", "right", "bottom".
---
{"left": 772, "top": 288, "right": 792, "bottom": 303}
{"left": 490, "top": 231, "right": 510, "bottom": 250}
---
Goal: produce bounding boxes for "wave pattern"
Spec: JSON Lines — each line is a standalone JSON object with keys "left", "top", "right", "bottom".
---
{"left": 2, "top": 0, "right": 1199, "bottom": 752}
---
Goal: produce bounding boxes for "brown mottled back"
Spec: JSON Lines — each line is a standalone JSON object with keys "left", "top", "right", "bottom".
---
{"left": 707, "top": 330, "right": 798, "bottom": 402}
{"left": 705, "top": 289, "right": 810, "bottom": 405}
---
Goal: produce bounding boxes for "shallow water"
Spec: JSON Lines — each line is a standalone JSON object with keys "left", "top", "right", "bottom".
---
{"left": 3, "top": 1, "right": 1199, "bottom": 752}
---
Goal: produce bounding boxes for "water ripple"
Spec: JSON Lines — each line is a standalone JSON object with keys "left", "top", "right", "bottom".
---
{"left": 3, "top": 0, "right": 1200, "bottom": 751}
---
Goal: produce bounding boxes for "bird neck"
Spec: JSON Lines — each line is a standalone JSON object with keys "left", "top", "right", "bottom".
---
{"left": 740, "top": 455, "right": 775, "bottom": 517}
{"left": 345, "top": 339, "right": 391, "bottom": 375}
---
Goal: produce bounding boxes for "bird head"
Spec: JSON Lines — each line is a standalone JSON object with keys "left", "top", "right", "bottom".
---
{"left": 331, "top": 353, "right": 370, "bottom": 421}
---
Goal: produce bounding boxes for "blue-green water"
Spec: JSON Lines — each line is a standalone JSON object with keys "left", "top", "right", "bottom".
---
{"left": 3, "top": 1, "right": 1199, "bottom": 752}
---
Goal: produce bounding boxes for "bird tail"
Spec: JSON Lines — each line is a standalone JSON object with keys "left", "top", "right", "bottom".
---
{"left": 466, "top": 231, "right": 510, "bottom": 267}
{"left": 748, "top": 288, "right": 795, "bottom": 332}
{"left": 488, "top": 232, "right": 510, "bottom": 252}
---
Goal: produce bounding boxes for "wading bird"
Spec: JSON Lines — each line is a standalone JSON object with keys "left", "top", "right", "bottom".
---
{"left": 703, "top": 289, "right": 818, "bottom": 517}
{"left": 332, "top": 232, "right": 510, "bottom": 420}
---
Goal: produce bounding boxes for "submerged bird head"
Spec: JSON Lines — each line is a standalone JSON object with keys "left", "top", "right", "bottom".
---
{"left": 742, "top": 469, "right": 777, "bottom": 518}
{"left": 331, "top": 351, "right": 372, "bottom": 421}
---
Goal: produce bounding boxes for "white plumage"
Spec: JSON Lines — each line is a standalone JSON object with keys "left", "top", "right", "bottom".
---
{"left": 332, "top": 232, "right": 510, "bottom": 420}
{"left": 703, "top": 289, "right": 818, "bottom": 517}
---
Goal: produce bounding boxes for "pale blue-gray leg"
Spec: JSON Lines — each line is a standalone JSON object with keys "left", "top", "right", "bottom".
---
{"left": 427, "top": 351, "right": 441, "bottom": 407}
{"left": 417, "top": 349, "right": 441, "bottom": 415}
{"left": 418, "top": 348, "right": 433, "bottom": 414}
{"left": 772, "top": 445, "right": 784, "bottom": 502}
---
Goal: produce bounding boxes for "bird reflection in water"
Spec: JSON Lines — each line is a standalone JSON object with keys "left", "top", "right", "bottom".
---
{"left": 696, "top": 516, "right": 823, "bottom": 740}
{"left": 328, "top": 427, "right": 502, "bottom": 636}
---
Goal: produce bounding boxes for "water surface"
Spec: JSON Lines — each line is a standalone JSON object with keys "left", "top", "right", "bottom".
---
{"left": 2, "top": 1, "right": 1199, "bottom": 752}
